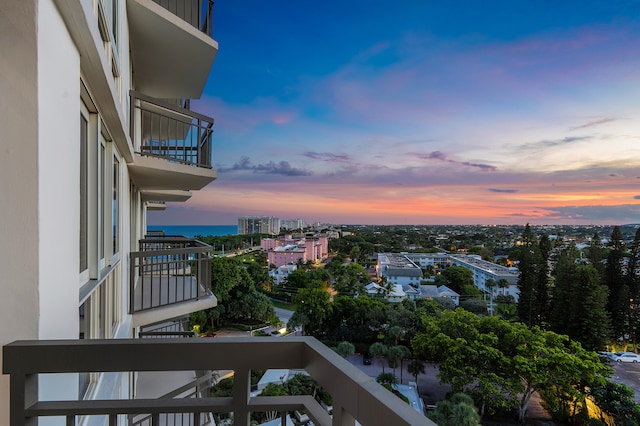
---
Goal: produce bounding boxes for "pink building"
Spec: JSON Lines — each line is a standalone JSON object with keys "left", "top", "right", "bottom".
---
{"left": 263, "top": 235, "right": 329, "bottom": 267}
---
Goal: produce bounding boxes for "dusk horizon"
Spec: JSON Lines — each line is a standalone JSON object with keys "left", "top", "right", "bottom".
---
{"left": 149, "top": 0, "right": 640, "bottom": 227}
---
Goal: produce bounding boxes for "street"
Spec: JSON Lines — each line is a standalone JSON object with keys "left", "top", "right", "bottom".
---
{"left": 611, "top": 361, "right": 640, "bottom": 403}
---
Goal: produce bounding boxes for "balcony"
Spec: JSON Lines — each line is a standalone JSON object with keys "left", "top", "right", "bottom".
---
{"left": 128, "top": 91, "right": 217, "bottom": 192}
{"left": 130, "top": 237, "right": 216, "bottom": 327}
{"left": 3, "top": 338, "right": 434, "bottom": 426}
{"left": 141, "top": 189, "right": 193, "bottom": 203}
{"left": 127, "top": 0, "right": 218, "bottom": 99}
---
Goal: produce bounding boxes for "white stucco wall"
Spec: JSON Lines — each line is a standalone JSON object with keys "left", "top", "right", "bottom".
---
{"left": 38, "top": 0, "right": 81, "bottom": 340}
{"left": 0, "top": 1, "right": 41, "bottom": 424}
{"left": 37, "top": 0, "right": 81, "bottom": 411}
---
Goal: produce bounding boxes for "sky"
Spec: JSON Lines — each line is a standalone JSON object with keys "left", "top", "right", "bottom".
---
{"left": 149, "top": 0, "right": 640, "bottom": 226}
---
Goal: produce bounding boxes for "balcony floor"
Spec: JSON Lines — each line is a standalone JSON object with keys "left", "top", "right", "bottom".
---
{"left": 133, "top": 275, "right": 200, "bottom": 311}
{"left": 132, "top": 275, "right": 217, "bottom": 328}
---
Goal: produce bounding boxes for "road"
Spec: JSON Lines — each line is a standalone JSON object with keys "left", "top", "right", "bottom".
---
{"left": 610, "top": 361, "right": 640, "bottom": 403}
{"left": 274, "top": 306, "right": 294, "bottom": 325}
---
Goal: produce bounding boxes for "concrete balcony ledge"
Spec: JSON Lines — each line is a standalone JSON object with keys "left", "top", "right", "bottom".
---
{"left": 3, "top": 338, "right": 435, "bottom": 426}
{"left": 127, "top": 0, "right": 218, "bottom": 98}
{"left": 129, "top": 91, "right": 216, "bottom": 191}
{"left": 130, "top": 238, "right": 214, "bottom": 326}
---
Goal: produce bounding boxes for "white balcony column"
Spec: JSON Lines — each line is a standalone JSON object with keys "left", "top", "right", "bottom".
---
{"left": 232, "top": 369, "right": 251, "bottom": 426}
{"left": 332, "top": 405, "right": 356, "bottom": 426}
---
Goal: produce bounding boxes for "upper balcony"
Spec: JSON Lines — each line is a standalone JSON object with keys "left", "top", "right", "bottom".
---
{"left": 130, "top": 236, "right": 216, "bottom": 327}
{"left": 127, "top": 0, "right": 218, "bottom": 99}
{"left": 128, "top": 91, "right": 217, "bottom": 192}
{"left": 3, "top": 338, "right": 434, "bottom": 426}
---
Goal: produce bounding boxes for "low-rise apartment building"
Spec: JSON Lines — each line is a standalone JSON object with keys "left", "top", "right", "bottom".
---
{"left": 262, "top": 234, "right": 329, "bottom": 267}
{"left": 377, "top": 253, "right": 520, "bottom": 301}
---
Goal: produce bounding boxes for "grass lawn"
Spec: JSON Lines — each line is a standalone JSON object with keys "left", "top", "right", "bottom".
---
{"left": 270, "top": 299, "right": 295, "bottom": 311}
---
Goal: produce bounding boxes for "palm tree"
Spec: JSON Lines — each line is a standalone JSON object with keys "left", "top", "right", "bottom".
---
{"left": 387, "top": 345, "right": 411, "bottom": 383}
{"left": 369, "top": 342, "right": 388, "bottom": 373}
{"left": 485, "top": 278, "right": 496, "bottom": 294}
{"left": 407, "top": 359, "right": 425, "bottom": 383}
{"left": 498, "top": 278, "right": 510, "bottom": 296}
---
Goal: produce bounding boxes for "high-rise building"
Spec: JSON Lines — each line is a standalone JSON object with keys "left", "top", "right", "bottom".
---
{"left": 1, "top": 0, "right": 219, "bottom": 421}
{"left": 237, "top": 216, "right": 281, "bottom": 235}
{"left": 281, "top": 218, "right": 306, "bottom": 231}
{"left": 1, "top": 2, "right": 431, "bottom": 425}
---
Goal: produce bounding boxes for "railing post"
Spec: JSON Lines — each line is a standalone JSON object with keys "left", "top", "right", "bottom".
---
{"left": 232, "top": 369, "right": 251, "bottom": 426}
{"left": 10, "top": 373, "right": 37, "bottom": 426}
{"left": 129, "top": 253, "right": 136, "bottom": 314}
{"left": 332, "top": 406, "right": 356, "bottom": 426}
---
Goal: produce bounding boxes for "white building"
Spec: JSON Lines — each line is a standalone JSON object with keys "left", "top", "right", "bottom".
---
{"left": 1, "top": 0, "right": 219, "bottom": 423}
{"left": 449, "top": 254, "right": 520, "bottom": 301}
{"left": 238, "top": 216, "right": 281, "bottom": 235}
{"left": 269, "top": 264, "right": 298, "bottom": 286}
{"left": 377, "top": 252, "right": 520, "bottom": 301}
{"left": 376, "top": 253, "right": 423, "bottom": 287}
{"left": 281, "top": 218, "right": 306, "bottom": 231}
{"left": 421, "top": 285, "right": 460, "bottom": 306}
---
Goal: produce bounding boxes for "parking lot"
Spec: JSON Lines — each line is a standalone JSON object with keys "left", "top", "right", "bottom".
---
{"left": 610, "top": 361, "right": 640, "bottom": 403}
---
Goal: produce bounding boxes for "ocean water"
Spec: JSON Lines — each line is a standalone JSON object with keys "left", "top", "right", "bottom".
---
{"left": 147, "top": 225, "right": 237, "bottom": 238}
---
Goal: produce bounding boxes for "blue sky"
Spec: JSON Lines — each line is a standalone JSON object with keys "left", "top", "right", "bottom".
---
{"left": 150, "top": 0, "right": 640, "bottom": 226}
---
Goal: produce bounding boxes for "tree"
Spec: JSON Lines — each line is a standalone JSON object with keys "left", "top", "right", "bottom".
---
{"left": 485, "top": 278, "right": 496, "bottom": 295}
{"left": 369, "top": 342, "right": 388, "bottom": 373}
{"left": 506, "top": 325, "right": 610, "bottom": 423}
{"left": 376, "top": 372, "right": 397, "bottom": 386}
{"left": 407, "top": 359, "right": 426, "bottom": 383}
{"left": 440, "top": 266, "right": 474, "bottom": 294}
{"left": 291, "top": 287, "right": 331, "bottom": 336}
{"left": 589, "top": 381, "right": 640, "bottom": 425}
{"left": 587, "top": 232, "right": 605, "bottom": 277}
{"left": 412, "top": 309, "right": 611, "bottom": 422}
{"left": 516, "top": 224, "right": 542, "bottom": 326}
{"left": 387, "top": 345, "right": 411, "bottom": 383}
{"left": 626, "top": 228, "right": 640, "bottom": 350}
{"left": 335, "top": 341, "right": 355, "bottom": 358}
{"left": 534, "top": 234, "right": 552, "bottom": 325}
{"left": 497, "top": 278, "right": 510, "bottom": 296}
{"left": 604, "top": 226, "right": 629, "bottom": 343}
{"left": 550, "top": 246, "right": 611, "bottom": 350}
{"left": 428, "top": 393, "right": 481, "bottom": 426}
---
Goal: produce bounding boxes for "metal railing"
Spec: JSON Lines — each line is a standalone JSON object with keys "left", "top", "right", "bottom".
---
{"left": 130, "top": 237, "right": 212, "bottom": 313}
{"left": 3, "top": 338, "right": 434, "bottom": 426}
{"left": 131, "top": 372, "right": 215, "bottom": 426}
{"left": 151, "top": 0, "right": 214, "bottom": 36}
{"left": 130, "top": 91, "right": 214, "bottom": 169}
{"left": 138, "top": 318, "right": 193, "bottom": 338}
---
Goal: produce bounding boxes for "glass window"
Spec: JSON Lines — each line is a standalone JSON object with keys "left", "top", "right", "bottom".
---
{"left": 112, "top": 155, "right": 119, "bottom": 254}
{"left": 100, "top": 143, "right": 106, "bottom": 261}
{"left": 80, "top": 114, "right": 88, "bottom": 272}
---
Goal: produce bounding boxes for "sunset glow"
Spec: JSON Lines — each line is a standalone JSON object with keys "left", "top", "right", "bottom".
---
{"left": 149, "top": 1, "right": 640, "bottom": 226}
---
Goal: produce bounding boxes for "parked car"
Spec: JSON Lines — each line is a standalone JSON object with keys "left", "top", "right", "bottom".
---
{"left": 363, "top": 353, "right": 372, "bottom": 365}
{"left": 612, "top": 352, "right": 640, "bottom": 363}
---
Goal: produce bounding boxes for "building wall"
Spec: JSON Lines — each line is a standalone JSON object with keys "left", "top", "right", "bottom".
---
{"left": 38, "top": 0, "right": 81, "bottom": 341}
{"left": 0, "top": 2, "right": 40, "bottom": 423}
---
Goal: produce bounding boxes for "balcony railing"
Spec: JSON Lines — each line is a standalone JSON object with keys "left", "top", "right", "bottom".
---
{"left": 130, "top": 91, "right": 214, "bottom": 169}
{"left": 152, "top": 0, "right": 214, "bottom": 37}
{"left": 130, "top": 237, "right": 212, "bottom": 313}
{"left": 3, "top": 338, "right": 434, "bottom": 426}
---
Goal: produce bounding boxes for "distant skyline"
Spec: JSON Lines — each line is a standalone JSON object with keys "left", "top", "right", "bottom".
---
{"left": 149, "top": 0, "right": 640, "bottom": 226}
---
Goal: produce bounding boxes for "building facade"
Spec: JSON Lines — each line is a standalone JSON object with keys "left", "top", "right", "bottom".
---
{"left": 262, "top": 234, "right": 329, "bottom": 267}
{"left": 377, "top": 253, "right": 520, "bottom": 301}
{"left": 1, "top": 3, "right": 435, "bottom": 426}
{"left": 1, "top": 0, "right": 219, "bottom": 423}
{"left": 238, "top": 216, "right": 281, "bottom": 235}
